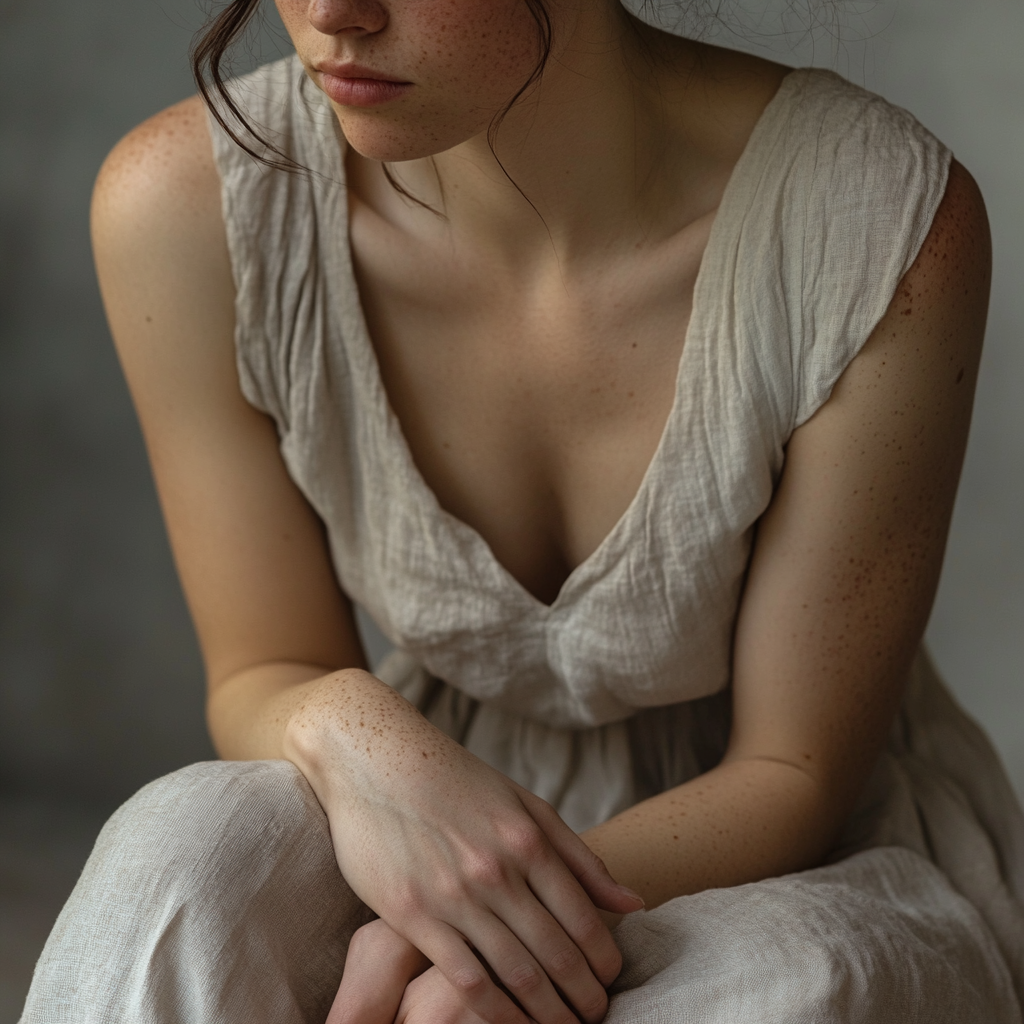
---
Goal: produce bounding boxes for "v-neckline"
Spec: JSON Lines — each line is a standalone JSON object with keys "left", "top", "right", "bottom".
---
{"left": 323, "top": 67, "right": 801, "bottom": 614}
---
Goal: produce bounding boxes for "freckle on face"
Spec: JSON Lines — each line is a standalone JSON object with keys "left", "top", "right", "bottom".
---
{"left": 275, "top": 0, "right": 544, "bottom": 162}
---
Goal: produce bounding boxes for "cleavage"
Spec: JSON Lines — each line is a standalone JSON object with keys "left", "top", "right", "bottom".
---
{"left": 355, "top": 264, "right": 696, "bottom": 605}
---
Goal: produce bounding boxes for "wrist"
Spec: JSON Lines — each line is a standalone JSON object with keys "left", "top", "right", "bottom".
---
{"left": 281, "top": 666, "right": 386, "bottom": 803}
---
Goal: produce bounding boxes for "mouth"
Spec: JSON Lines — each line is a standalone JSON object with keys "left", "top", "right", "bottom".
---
{"left": 314, "top": 61, "right": 413, "bottom": 107}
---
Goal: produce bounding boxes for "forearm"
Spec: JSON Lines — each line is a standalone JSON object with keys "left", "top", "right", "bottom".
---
{"left": 581, "top": 757, "right": 842, "bottom": 911}
{"left": 212, "top": 665, "right": 839, "bottom": 920}
{"left": 207, "top": 660, "right": 451, "bottom": 816}
{"left": 208, "top": 662, "right": 377, "bottom": 763}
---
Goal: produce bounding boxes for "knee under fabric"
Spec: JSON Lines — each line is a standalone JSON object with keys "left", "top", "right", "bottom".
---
{"left": 19, "top": 761, "right": 372, "bottom": 1024}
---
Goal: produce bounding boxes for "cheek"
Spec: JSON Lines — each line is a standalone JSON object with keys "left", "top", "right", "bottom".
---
{"left": 405, "top": 0, "right": 541, "bottom": 92}
{"left": 274, "top": 0, "right": 314, "bottom": 52}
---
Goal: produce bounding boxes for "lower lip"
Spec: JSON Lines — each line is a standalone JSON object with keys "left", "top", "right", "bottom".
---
{"left": 320, "top": 74, "right": 412, "bottom": 107}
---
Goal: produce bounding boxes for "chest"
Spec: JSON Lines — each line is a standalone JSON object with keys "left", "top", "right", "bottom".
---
{"left": 349, "top": 211, "right": 713, "bottom": 605}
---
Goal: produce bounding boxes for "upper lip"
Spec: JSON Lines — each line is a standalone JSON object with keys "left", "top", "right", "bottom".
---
{"left": 315, "top": 61, "right": 408, "bottom": 83}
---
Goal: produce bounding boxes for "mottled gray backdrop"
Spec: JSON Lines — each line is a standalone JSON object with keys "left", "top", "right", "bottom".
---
{"left": 0, "top": 0, "right": 1021, "bottom": 1014}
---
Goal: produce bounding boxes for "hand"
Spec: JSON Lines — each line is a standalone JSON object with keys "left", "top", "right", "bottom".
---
{"left": 326, "top": 918, "right": 429, "bottom": 1024}
{"left": 288, "top": 673, "right": 643, "bottom": 1024}
{"left": 394, "top": 966, "right": 491, "bottom": 1024}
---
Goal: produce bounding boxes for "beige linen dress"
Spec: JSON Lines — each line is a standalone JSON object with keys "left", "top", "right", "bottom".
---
{"left": 20, "top": 54, "right": 1024, "bottom": 1023}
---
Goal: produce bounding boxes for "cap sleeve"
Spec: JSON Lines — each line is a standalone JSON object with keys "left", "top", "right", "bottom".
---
{"left": 791, "top": 71, "right": 952, "bottom": 428}
{"left": 204, "top": 54, "right": 343, "bottom": 438}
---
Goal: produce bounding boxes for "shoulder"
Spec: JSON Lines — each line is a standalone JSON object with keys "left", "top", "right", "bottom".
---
{"left": 764, "top": 74, "right": 963, "bottom": 427}
{"left": 90, "top": 53, "right": 314, "bottom": 271}
{"left": 909, "top": 157, "right": 990, "bottom": 298}
{"left": 760, "top": 70, "right": 953, "bottom": 215}
{"left": 856, "top": 156, "right": 989, "bottom": 380}
{"left": 790, "top": 156, "right": 989, "bottom": 506}
{"left": 832, "top": 157, "right": 989, "bottom": 413}
{"left": 91, "top": 95, "right": 238, "bottom": 419}
{"left": 91, "top": 95, "right": 224, "bottom": 271}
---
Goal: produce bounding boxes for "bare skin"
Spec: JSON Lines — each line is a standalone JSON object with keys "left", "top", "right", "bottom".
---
{"left": 91, "top": 0, "right": 990, "bottom": 1022}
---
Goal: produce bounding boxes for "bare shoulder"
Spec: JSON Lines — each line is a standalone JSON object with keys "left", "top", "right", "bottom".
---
{"left": 91, "top": 94, "right": 237, "bottom": 424}
{"left": 831, "top": 158, "right": 990, "bottom": 418}
{"left": 91, "top": 93, "right": 234, "bottom": 364}
{"left": 901, "top": 158, "right": 990, "bottom": 317}
{"left": 94, "top": 94, "right": 217, "bottom": 215}
{"left": 91, "top": 95, "right": 224, "bottom": 279}
{"left": 909, "top": 157, "right": 990, "bottom": 316}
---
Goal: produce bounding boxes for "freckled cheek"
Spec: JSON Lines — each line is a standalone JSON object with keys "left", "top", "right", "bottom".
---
{"left": 407, "top": 1, "right": 538, "bottom": 96}
{"left": 274, "top": 0, "right": 310, "bottom": 46}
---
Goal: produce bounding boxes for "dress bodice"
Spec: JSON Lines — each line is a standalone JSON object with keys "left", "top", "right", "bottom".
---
{"left": 209, "top": 55, "right": 949, "bottom": 729}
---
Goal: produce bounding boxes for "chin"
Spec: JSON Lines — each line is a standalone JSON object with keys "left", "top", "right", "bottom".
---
{"left": 332, "top": 107, "right": 485, "bottom": 164}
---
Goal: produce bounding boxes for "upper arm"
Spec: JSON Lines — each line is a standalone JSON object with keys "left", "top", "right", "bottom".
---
{"left": 92, "top": 96, "right": 366, "bottom": 693}
{"left": 727, "top": 160, "right": 990, "bottom": 821}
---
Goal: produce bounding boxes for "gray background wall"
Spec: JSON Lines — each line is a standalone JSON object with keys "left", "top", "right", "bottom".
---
{"left": 0, "top": 0, "right": 1021, "bottom": 1017}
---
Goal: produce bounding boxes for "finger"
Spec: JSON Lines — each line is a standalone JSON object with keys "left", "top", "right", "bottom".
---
{"left": 521, "top": 855, "right": 623, "bottom": 991}
{"left": 450, "top": 907, "right": 588, "bottom": 1024}
{"left": 396, "top": 967, "right": 492, "bottom": 1024}
{"left": 522, "top": 791, "right": 644, "bottom": 914}
{"left": 486, "top": 876, "right": 610, "bottom": 1024}
{"left": 412, "top": 920, "right": 535, "bottom": 1024}
{"left": 327, "top": 919, "right": 430, "bottom": 1024}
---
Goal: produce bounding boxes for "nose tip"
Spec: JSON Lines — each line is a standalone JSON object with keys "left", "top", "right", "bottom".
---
{"left": 307, "top": 0, "right": 388, "bottom": 36}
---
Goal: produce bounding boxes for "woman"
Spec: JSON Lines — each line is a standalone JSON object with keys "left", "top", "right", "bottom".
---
{"left": 20, "top": 0, "right": 1024, "bottom": 1021}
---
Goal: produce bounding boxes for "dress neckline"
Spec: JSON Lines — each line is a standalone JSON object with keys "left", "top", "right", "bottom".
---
{"left": 321, "top": 66, "right": 805, "bottom": 613}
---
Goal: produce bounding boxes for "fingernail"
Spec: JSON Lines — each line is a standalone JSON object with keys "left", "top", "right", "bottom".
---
{"left": 616, "top": 884, "right": 645, "bottom": 906}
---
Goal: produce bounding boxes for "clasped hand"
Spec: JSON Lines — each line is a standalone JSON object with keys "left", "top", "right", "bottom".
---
{"left": 308, "top": 679, "right": 642, "bottom": 1024}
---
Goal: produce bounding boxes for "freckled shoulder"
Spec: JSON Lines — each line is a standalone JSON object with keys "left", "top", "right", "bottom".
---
{"left": 832, "top": 158, "right": 991, "bottom": 418}
{"left": 91, "top": 95, "right": 223, "bottom": 247}
{"left": 90, "top": 92, "right": 236, "bottom": 412}
{"left": 890, "top": 159, "right": 991, "bottom": 337}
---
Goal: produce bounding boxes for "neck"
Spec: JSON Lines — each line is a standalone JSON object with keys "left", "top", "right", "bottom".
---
{"left": 379, "top": 7, "right": 710, "bottom": 271}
